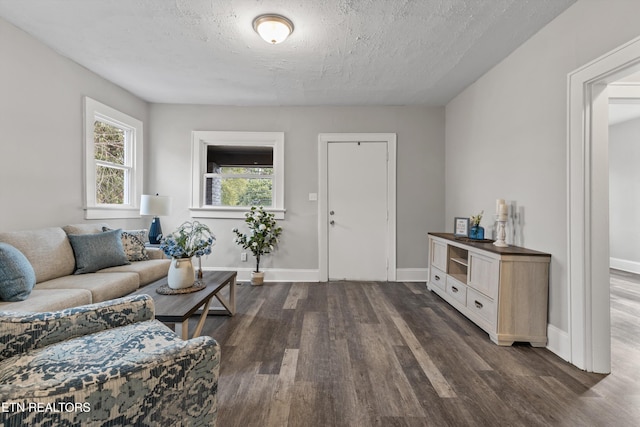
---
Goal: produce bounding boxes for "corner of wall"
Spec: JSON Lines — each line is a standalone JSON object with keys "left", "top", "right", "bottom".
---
{"left": 396, "top": 268, "right": 429, "bottom": 282}
{"left": 546, "top": 324, "right": 571, "bottom": 362}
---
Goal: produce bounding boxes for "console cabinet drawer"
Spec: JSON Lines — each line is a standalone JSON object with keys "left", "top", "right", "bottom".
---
{"left": 446, "top": 276, "right": 467, "bottom": 305}
{"left": 467, "top": 288, "right": 496, "bottom": 329}
{"left": 430, "top": 266, "right": 446, "bottom": 292}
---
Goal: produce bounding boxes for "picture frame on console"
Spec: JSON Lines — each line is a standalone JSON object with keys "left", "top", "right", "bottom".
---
{"left": 454, "top": 217, "right": 469, "bottom": 237}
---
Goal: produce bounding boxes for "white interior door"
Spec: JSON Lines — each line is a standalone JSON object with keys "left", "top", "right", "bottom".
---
{"left": 327, "top": 141, "right": 388, "bottom": 280}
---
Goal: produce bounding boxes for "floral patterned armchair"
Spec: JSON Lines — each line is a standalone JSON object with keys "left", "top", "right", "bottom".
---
{"left": 0, "top": 294, "right": 220, "bottom": 426}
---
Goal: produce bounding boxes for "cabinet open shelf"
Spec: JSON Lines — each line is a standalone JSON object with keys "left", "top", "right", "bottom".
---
{"left": 450, "top": 257, "right": 468, "bottom": 267}
{"left": 447, "top": 246, "right": 469, "bottom": 284}
{"left": 449, "top": 273, "right": 467, "bottom": 284}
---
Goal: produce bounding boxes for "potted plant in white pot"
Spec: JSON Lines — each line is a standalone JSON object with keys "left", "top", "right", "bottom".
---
{"left": 160, "top": 221, "right": 215, "bottom": 289}
{"left": 232, "top": 206, "right": 283, "bottom": 285}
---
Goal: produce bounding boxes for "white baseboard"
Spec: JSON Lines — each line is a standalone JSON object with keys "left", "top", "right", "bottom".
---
{"left": 204, "top": 267, "right": 320, "bottom": 283}
{"left": 204, "top": 267, "right": 429, "bottom": 283}
{"left": 396, "top": 268, "right": 428, "bottom": 282}
{"left": 610, "top": 257, "right": 640, "bottom": 274}
{"left": 546, "top": 324, "right": 571, "bottom": 362}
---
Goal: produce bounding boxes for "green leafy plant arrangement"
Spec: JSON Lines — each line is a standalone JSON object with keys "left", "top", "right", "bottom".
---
{"left": 160, "top": 221, "right": 215, "bottom": 259}
{"left": 232, "top": 206, "right": 283, "bottom": 272}
{"left": 470, "top": 210, "right": 484, "bottom": 227}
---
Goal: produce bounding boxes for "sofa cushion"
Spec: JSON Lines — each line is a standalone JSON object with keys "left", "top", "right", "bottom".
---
{"left": 103, "top": 227, "right": 149, "bottom": 261}
{"left": 35, "top": 272, "right": 139, "bottom": 303}
{"left": 99, "top": 259, "right": 171, "bottom": 287}
{"left": 146, "top": 247, "right": 166, "bottom": 260}
{"left": 0, "top": 243, "right": 36, "bottom": 302}
{"left": 0, "top": 227, "right": 75, "bottom": 283}
{"left": 122, "top": 228, "right": 149, "bottom": 244}
{"left": 68, "top": 229, "right": 130, "bottom": 274}
{"left": 0, "top": 289, "right": 92, "bottom": 312}
{"left": 121, "top": 231, "right": 149, "bottom": 261}
{"left": 62, "top": 223, "right": 109, "bottom": 235}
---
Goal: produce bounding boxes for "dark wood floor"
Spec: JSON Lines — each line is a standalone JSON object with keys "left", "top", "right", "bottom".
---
{"left": 192, "top": 272, "right": 640, "bottom": 427}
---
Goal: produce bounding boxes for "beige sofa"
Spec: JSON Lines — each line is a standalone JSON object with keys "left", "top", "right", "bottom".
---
{"left": 0, "top": 223, "right": 170, "bottom": 312}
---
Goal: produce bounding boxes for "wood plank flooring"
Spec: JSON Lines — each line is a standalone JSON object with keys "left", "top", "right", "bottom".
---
{"left": 191, "top": 273, "right": 640, "bottom": 426}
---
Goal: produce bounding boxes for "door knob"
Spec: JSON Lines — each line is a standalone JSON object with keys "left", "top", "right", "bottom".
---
{"left": 330, "top": 220, "right": 335, "bottom": 225}
{"left": 330, "top": 211, "right": 335, "bottom": 215}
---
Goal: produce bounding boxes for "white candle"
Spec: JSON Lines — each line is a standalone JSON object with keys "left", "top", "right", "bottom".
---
{"left": 498, "top": 202, "right": 508, "bottom": 221}
{"left": 496, "top": 199, "right": 505, "bottom": 214}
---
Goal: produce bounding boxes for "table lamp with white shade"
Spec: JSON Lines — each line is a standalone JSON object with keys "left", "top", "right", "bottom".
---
{"left": 140, "top": 194, "right": 171, "bottom": 244}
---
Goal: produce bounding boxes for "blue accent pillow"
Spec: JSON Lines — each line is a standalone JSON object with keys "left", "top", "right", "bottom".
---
{"left": 0, "top": 242, "right": 36, "bottom": 301}
{"left": 68, "top": 228, "right": 130, "bottom": 274}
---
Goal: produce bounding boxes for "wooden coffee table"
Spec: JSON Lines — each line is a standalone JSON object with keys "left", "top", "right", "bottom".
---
{"left": 132, "top": 270, "right": 237, "bottom": 340}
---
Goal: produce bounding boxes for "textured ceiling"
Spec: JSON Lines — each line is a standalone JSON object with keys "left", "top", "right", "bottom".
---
{"left": 0, "top": 0, "right": 576, "bottom": 106}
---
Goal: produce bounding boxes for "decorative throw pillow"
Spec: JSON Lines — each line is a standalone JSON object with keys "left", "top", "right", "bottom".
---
{"left": 0, "top": 242, "right": 36, "bottom": 301}
{"left": 102, "top": 227, "right": 149, "bottom": 261}
{"left": 68, "top": 228, "right": 130, "bottom": 274}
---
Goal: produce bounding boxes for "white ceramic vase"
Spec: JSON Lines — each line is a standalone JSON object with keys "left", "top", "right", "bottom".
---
{"left": 251, "top": 271, "right": 264, "bottom": 286}
{"left": 168, "top": 257, "right": 195, "bottom": 289}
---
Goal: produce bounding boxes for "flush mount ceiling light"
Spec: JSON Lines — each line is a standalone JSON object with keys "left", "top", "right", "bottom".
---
{"left": 253, "top": 14, "right": 294, "bottom": 44}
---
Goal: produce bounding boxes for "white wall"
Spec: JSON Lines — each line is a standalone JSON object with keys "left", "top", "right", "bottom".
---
{"left": 445, "top": 0, "right": 640, "bottom": 335}
{"left": 609, "top": 117, "right": 640, "bottom": 272}
{"left": 149, "top": 104, "right": 445, "bottom": 275}
{"left": 0, "top": 18, "right": 149, "bottom": 232}
{"left": 0, "top": 16, "right": 444, "bottom": 277}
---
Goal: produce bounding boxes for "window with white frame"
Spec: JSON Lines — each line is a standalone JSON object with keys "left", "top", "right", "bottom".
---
{"left": 84, "top": 97, "right": 143, "bottom": 219}
{"left": 191, "top": 131, "right": 285, "bottom": 219}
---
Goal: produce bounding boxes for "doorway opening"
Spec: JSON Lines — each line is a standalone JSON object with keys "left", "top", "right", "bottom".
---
{"left": 568, "top": 35, "right": 640, "bottom": 373}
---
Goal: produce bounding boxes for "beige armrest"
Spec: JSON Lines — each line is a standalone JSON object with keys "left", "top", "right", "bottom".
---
{"left": 146, "top": 247, "right": 165, "bottom": 259}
